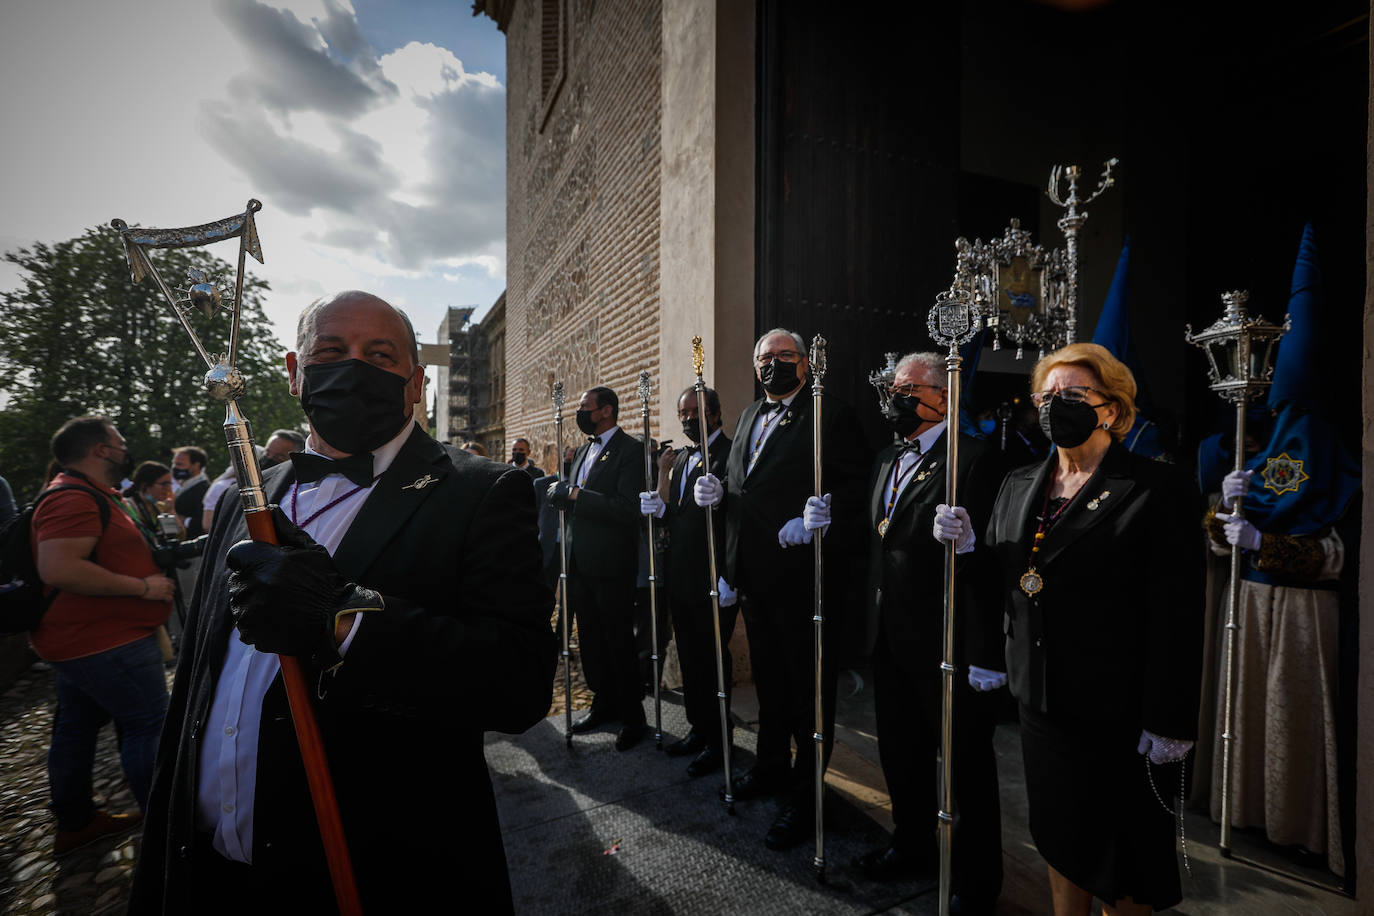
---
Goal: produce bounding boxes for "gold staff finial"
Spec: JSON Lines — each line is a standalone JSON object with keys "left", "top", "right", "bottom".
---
{"left": 692, "top": 335, "right": 705, "bottom": 378}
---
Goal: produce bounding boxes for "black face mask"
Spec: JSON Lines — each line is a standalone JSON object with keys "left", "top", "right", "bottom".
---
{"left": 171, "top": 467, "right": 191, "bottom": 481}
{"left": 575, "top": 409, "right": 599, "bottom": 436}
{"left": 259, "top": 456, "right": 282, "bottom": 469}
{"left": 300, "top": 359, "right": 410, "bottom": 455}
{"left": 680, "top": 420, "right": 702, "bottom": 443}
{"left": 881, "top": 394, "right": 936, "bottom": 439}
{"left": 511, "top": 451, "right": 527, "bottom": 465}
{"left": 104, "top": 447, "right": 134, "bottom": 481}
{"left": 759, "top": 359, "right": 802, "bottom": 396}
{"left": 1039, "top": 397, "right": 1102, "bottom": 449}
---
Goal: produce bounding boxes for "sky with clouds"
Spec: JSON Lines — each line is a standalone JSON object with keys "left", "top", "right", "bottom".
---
{"left": 0, "top": 0, "right": 507, "bottom": 366}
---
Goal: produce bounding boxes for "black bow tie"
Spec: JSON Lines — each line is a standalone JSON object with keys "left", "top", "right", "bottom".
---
{"left": 586, "top": 436, "right": 599, "bottom": 445}
{"left": 763, "top": 400, "right": 787, "bottom": 414}
{"left": 290, "top": 451, "right": 375, "bottom": 488}
{"left": 895, "top": 437, "right": 923, "bottom": 456}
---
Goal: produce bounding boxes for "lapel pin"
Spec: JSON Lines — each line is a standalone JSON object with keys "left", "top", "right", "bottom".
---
{"left": 1086, "top": 489, "right": 1111, "bottom": 511}
{"left": 402, "top": 473, "right": 438, "bottom": 491}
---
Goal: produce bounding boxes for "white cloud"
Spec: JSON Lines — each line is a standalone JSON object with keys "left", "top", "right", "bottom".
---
{"left": 0, "top": 0, "right": 506, "bottom": 352}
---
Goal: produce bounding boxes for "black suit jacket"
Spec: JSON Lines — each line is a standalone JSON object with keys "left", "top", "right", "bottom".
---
{"left": 663, "top": 433, "right": 731, "bottom": 600}
{"left": 130, "top": 427, "right": 557, "bottom": 914}
{"left": 174, "top": 477, "right": 209, "bottom": 538}
{"left": 985, "top": 440, "right": 1203, "bottom": 738}
{"left": 566, "top": 427, "right": 642, "bottom": 578}
{"left": 864, "top": 430, "right": 1003, "bottom": 671}
{"left": 722, "top": 393, "right": 869, "bottom": 595}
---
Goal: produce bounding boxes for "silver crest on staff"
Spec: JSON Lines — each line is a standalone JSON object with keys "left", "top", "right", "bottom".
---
{"left": 692, "top": 337, "right": 736, "bottom": 815}
{"left": 1185, "top": 290, "right": 1286, "bottom": 855}
{"left": 552, "top": 381, "right": 575, "bottom": 748}
{"left": 637, "top": 370, "right": 664, "bottom": 750}
{"left": 111, "top": 201, "right": 363, "bottom": 916}
{"left": 808, "top": 332, "right": 828, "bottom": 882}
{"left": 927, "top": 287, "right": 981, "bottom": 916}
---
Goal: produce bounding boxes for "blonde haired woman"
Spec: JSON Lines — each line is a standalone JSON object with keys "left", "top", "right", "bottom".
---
{"left": 936, "top": 343, "right": 1203, "bottom": 913}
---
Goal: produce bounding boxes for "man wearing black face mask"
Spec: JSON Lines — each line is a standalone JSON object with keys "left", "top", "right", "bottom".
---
{"left": 854, "top": 352, "right": 1006, "bottom": 911}
{"left": 546, "top": 386, "right": 647, "bottom": 750}
{"left": 30, "top": 416, "right": 175, "bottom": 856}
{"left": 131, "top": 291, "right": 556, "bottom": 914}
{"left": 509, "top": 437, "right": 544, "bottom": 479}
{"left": 171, "top": 446, "right": 210, "bottom": 538}
{"left": 639, "top": 386, "right": 735, "bottom": 775}
{"left": 693, "top": 328, "right": 869, "bottom": 852}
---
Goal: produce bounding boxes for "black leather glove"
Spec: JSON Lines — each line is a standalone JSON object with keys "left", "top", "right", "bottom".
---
{"left": 226, "top": 506, "right": 384, "bottom": 670}
{"left": 546, "top": 480, "right": 574, "bottom": 511}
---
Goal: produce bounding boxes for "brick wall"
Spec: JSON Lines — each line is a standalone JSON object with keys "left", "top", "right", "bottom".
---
{"left": 504, "top": 0, "right": 664, "bottom": 471}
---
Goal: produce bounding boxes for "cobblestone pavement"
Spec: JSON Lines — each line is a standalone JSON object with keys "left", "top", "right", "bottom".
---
{"left": 0, "top": 660, "right": 158, "bottom": 915}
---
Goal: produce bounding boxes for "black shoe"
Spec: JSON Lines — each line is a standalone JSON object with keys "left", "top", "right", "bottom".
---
{"left": 571, "top": 708, "right": 615, "bottom": 733}
{"left": 854, "top": 845, "right": 934, "bottom": 881}
{"left": 664, "top": 731, "right": 705, "bottom": 758}
{"left": 764, "top": 804, "right": 810, "bottom": 851}
{"left": 615, "top": 722, "right": 646, "bottom": 751}
{"left": 949, "top": 892, "right": 998, "bottom": 915}
{"left": 721, "top": 764, "right": 785, "bottom": 802}
{"left": 686, "top": 746, "right": 724, "bottom": 778}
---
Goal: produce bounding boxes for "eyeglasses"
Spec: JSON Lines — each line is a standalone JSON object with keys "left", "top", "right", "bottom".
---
{"left": 1030, "top": 386, "right": 1109, "bottom": 408}
{"left": 754, "top": 350, "right": 803, "bottom": 367}
{"left": 887, "top": 383, "right": 944, "bottom": 399}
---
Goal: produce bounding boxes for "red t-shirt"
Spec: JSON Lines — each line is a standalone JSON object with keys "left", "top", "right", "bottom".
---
{"left": 29, "top": 474, "right": 171, "bottom": 662}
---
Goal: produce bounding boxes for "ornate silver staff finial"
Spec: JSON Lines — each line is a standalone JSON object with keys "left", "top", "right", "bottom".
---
{"left": 637, "top": 369, "right": 652, "bottom": 404}
{"left": 1047, "top": 158, "right": 1118, "bottom": 346}
{"left": 809, "top": 334, "right": 828, "bottom": 383}
{"left": 111, "top": 199, "right": 264, "bottom": 394}
{"left": 552, "top": 380, "right": 566, "bottom": 412}
{"left": 1185, "top": 290, "right": 1289, "bottom": 404}
{"left": 927, "top": 287, "right": 981, "bottom": 355}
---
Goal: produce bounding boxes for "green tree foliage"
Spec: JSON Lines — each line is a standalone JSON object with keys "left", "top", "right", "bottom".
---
{"left": 0, "top": 226, "right": 304, "bottom": 500}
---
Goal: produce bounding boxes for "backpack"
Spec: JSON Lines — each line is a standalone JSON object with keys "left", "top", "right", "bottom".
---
{"left": 0, "top": 484, "right": 112, "bottom": 636}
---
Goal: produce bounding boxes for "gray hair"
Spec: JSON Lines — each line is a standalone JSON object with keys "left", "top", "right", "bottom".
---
{"left": 894, "top": 351, "right": 946, "bottom": 385}
{"left": 296, "top": 292, "right": 420, "bottom": 366}
{"left": 753, "top": 328, "right": 808, "bottom": 359}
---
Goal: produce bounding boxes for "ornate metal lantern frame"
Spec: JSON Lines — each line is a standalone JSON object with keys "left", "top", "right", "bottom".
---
{"left": 951, "top": 219, "right": 1069, "bottom": 360}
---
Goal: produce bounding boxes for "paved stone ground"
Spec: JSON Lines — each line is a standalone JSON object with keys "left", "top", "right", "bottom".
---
{"left": 0, "top": 661, "right": 150, "bottom": 916}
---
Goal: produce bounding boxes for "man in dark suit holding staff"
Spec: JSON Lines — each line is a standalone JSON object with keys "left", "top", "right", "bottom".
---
{"left": 855, "top": 351, "right": 1005, "bottom": 913}
{"left": 694, "top": 328, "right": 869, "bottom": 851}
{"left": 131, "top": 291, "right": 556, "bottom": 914}
{"left": 641, "top": 385, "right": 734, "bottom": 776}
{"left": 547, "top": 385, "right": 647, "bottom": 750}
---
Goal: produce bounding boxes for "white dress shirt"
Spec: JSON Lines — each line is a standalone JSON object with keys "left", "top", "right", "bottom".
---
{"left": 888, "top": 419, "right": 947, "bottom": 505}
{"left": 679, "top": 427, "right": 723, "bottom": 500}
{"left": 574, "top": 425, "right": 619, "bottom": 487}
{"left": 195, "top": 421, "right": 413, "bottom": 862}
{"left": 746, "top": 392, "right": 800, "bottom": 474}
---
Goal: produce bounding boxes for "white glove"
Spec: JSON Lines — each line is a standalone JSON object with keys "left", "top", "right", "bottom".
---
{"left": 1221, "top": 469, "right": 1253, "bottom": 509}
{"left": 778, "top": 517, "right": 812, "bottom": 547}
{"left": 694, "top": 473, "right": 723, "bottom": 508}
{"left": 803, "top": 493, "right": 832, "bottom": 533}
{"left": 933, "top": 504, "right": 976, "bottom": 554}
{"left": 1214, "top": 511, "right": 1262, "bottom": 552}
{"left": 639, "top": 491, "right": 666, "bottom": 518}
{"left": 1137, "top": 729, "right": 1194, "bottom": 765}
{"left": 717, "top": 577, "right": 737, "bottom": 608}
{"left": 967, "top": 666, "right": 1007, "bottom": 692}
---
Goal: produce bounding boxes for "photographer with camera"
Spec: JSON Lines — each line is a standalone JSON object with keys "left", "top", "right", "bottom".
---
{"left": 122, "top": 462, "right": 208, "bottom": 640}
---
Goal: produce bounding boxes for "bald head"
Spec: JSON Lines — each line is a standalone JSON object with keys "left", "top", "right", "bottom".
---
{"left": 297, "top": 291, "right": 419, "bottom": 369}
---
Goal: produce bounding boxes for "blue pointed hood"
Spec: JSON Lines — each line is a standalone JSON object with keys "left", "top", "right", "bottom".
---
{"left": 1268, "top": 224, "right": 1321, "bottom": 410}
{"left": 1091, "top": 237, "right": 1134, "bottom": 366}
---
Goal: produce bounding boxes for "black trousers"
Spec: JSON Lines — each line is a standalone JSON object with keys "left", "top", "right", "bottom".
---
{"left": 670, "top": 592, "right": 738, "bottom": 748}
{"left": 873, "top": 634, "right": 1003, "bottom": 898}
{"left": 741, "top": 586, "right": 839, "bottom": 809}
{"left": 568, "top": 563, "right": 644, "bottom": 724}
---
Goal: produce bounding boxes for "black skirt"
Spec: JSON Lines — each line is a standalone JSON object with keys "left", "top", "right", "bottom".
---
{"left": 1019, "top": 704, "right": 1184, "bottom": 909}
